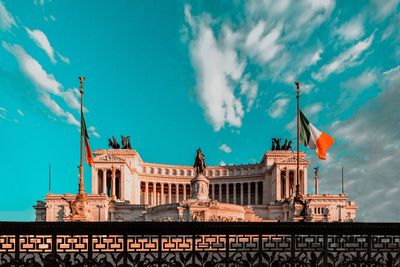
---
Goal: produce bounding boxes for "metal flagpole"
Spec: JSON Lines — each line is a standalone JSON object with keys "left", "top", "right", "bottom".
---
{"left": 78, "top": 76, "right": 86, "bottom": 195}
{"left": 48, "top": 163, "right": 51, "bottom": 193}
{"left": 342, "top": 165, "right": 344, "bottom": 194}
{"left": 295, "top": 81, "right": 301, "bottom": 198}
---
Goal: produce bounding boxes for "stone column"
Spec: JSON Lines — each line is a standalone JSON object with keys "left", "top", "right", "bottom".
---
{"left": 161, "top": 183, "right": 164, "bottom": 205}
{"left": 276, "top": 169, "right": 281, "bottom": 200}
{"left": 211, "top": 184, "right": 215, "bottom": 200}
{"left": 219, "top": 184, "right": 222, "bottom": 202}
{"left": 176, "top": 184, "right": 179, "bottom": 202}
{"left": 111, "top": 167, "right": 116, "bottom": 200}
{"left": 153, "top": 183, "right": 157, "bottom": 206}
{"left": 168, "top": 184, "right": 172, "bottom": 204}
{"left": 240, "top": 183, "right": 244, "bottom": 205}
{"left": 247, "top": 182, "right": 251, "bottom": 205}
{"left": 183, "top": 184, "right": 187, "bottom": 200}
{"left": 255, "top": 182, "right": 258, "bottom": 205}
{"left": 145, "top": 182, "right": 149, "bottom": 205}
{"left": 285, "top": 168, "right": 289, "bottom": 198}
{"left": 102, "top": 169, "right": 107, "bottom": 195}
{"left": 233, "top": 183, "right": 237, "bottom": 204}
{"left": 226, "top": 184, "right": 229, "bottom": 203}
{"left": 303, "top": 168, "right": 308, "bottom": 194}
{"left": 294, "top": 171, "right": 298, "bottom": 194}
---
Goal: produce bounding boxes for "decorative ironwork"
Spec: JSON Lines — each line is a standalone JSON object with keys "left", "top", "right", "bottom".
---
{"left": 0, "top": 222, "right": 399, "bottom": 266}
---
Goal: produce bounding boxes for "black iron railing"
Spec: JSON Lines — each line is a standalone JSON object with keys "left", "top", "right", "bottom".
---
{"left": 0, "top": 222, "right": 399, "bottom": 266}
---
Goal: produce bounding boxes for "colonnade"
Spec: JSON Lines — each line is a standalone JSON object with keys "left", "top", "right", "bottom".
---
{"left": 278, "top": 169, "right": 304, "bottom": 199}
{"left": 97, "top": 168, "right": 121, "bottom": 200}
{"left": 140, "top": 181, "right": 263, "bottom": 206}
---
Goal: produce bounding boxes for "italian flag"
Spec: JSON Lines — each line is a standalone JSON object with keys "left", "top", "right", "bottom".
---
{"left": 299, "top": 110, "right": 334, "bottom": 160}
{"left": 81, "top": 111, "right": 94, "bottom": 166}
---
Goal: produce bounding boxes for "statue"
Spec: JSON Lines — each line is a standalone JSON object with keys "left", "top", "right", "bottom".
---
{"left": 271, "top": 138, "right": 292, "bottom": 151}
{"left": 272, "top": 138, "right": 282, "bottom": 150}
{"left": 121, "top": 135, "right": 132, "bottom": 149}
{"left": 282, "top": 139, "right": 288, "bottom": 150}
{"left": 126, "top": 136, "right": 132, "bottom": 149}
{"left": 193, "top": 148, "right": 206, "bottom": 175}
{"left": 287, "top": 140, "right": 292, "bottom": 150}
{"left": 314, "top": 166, "right": 319, "bottom": 177}
{"left": 108, "top": 136, "right": 120, "bottom": 149}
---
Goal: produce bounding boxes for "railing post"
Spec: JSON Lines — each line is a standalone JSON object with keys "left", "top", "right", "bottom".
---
{"left": 191, "top": 234, "right": 196, "bottom": 266}
{"left": 15, "top": 234, "right": 20, "bottom": 267}
{"left": 88, "top": 234, "right": 92, "bottom": 267}
{"left": 225, "top": 234, "right": 229, "bottom": 267}
{"left": 51, "top": 233, "right": 57, "bottom": 265}
{"left": 158, "top": 234, "right": 162, "bottom": 267}
{"left": 291, "top": 234, "right": 295, "bottom": 267}
{"left": 323, "top": 234, "right": 327, "bottom": 267}
{"left": 367, "top": 234, "right": 371, "bottom": 267}
{"left": 258, "top": 233, "right": 263, "bottom": 266}
{"left": 123, "top": 234, "right": 128, "bottom": 265}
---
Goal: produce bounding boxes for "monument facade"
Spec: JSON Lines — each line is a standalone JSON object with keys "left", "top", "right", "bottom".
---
{"left": 34, "top": 144, "right": 357, "bottom": 222}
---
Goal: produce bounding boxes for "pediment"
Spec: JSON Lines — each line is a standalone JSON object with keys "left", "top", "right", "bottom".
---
{"left": 276, "top": 156, "right": 309, "bottom": 165}
{"left": 95, "top": 154, "right": 126, "bottom": 162}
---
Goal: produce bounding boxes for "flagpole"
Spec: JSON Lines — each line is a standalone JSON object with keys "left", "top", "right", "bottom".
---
{"left": 48, "top": 163, "right": 51, "bottom": 194}
{"left": 295, "top": 81, "right": 300, "bottom": 198}
{"left": 78, "top": 76, "right": 86, "bottom": 195}
{"left": 341, "top": 165, "right": 344, "bottom": 194}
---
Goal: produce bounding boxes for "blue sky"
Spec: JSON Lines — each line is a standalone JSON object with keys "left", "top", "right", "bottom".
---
{"left": 0, "top": 0, "right": 399, "bottom": 222}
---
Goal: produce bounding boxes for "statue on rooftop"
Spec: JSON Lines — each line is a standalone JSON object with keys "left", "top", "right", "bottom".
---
{"left": 271, "top": 138, "right": 292, "bottom": 151}
{"left": 108, "top": 136, "right": 120, "bottom": 149}
{"left": 193, "top": 148, "right": 206, "bottom": 175}
{"left": 121, "top": 135, "right": 132, "bottom": 149}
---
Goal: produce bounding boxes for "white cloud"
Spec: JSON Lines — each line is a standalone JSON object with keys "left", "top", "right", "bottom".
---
{"left": 301, "top": 83, "right": 315, "bottom": 94}
{"left": 57, "top": 52, "right": 70, "bottom": 64}
{"left": 371, "top": 0, "right": 400, "bottom": 20}
{"left": 3, "top": 42, "right": 61, "bottom": 94}
{"left": 184, "top": 1, "right": 335, "bottom": 129}
{"left": 335, "top": 16, "right": 365, "bottom": 42}
{"left": 310, "top": 48, "right": 323, "bottom": 65}
{"left": 245, "top": 21, "right": 284, "bottom": 63}
{"left": 219, "top": 144, "right": 232, "bottom": 153}
{"left": 0, "top": 106, "right": 7, "bottom": 119}
{"left": 65, "top": 112, "right": 79, "bottom": 127}
{"left": 0, "top": 1, "right": 16, "bottom": 31}
{"left": 34, "top": 0, "right": 45, "bottom": 6}
{"left": 304, "top": 102, "right": 322, "bottom": 116}
{"left": 340, "top": 69, "right": 378, "bottom": 90}
{"left": 268, "top": 98, "right": 290, "bottom": 118}
{"left": 186, "top": 8, "right": 246, "bottom": 131}
{"left": 337, "top": 69, "right": 378, "bottom": 110}
{"left": 312, "top": 35, "right": 374, "bottom": 81}
{"left": 26, "top": 27, "right": 57, "bottom": 64}
{"left": 2, "top": 42, "right": 81, "bottom": 126}
{"left": 88, "top": 126, "right": 100, "bottom": 138}
{"left": 16, "top": 109, "right": 24, "bottom": 116}
{"left": 240, "top": 74, "right": 258, "bottom": 111}
{"left": 219, "top": 160, "right": 226, "bottom": 166}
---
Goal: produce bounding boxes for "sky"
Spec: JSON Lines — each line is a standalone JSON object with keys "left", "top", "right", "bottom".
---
{"left": 0, "top": 0, "right": 399, "bottom": 222}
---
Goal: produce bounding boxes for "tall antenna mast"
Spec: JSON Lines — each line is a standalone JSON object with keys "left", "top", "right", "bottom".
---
{"left": 48, "top": 163, "right": 51, "bottom": 193}
{"left": 295, "top": 81, "right": 301, "bottom": 198}
{"left": 78, "top": 76, "right": 86, "bottom": 195}
{"left": 341, "top": 164, "right": 344, "bottom": 194}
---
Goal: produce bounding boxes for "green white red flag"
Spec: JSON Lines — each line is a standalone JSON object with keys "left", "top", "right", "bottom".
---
{"left": 299, "top": 109, "right": 334, "bottom": 160}
{"left": 81, "top": 111, "right": 94, "bottom": 166}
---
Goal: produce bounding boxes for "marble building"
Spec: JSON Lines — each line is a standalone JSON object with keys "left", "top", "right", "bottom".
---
{"left": 34, "top": 147, "right": 357, "bottom": 222}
